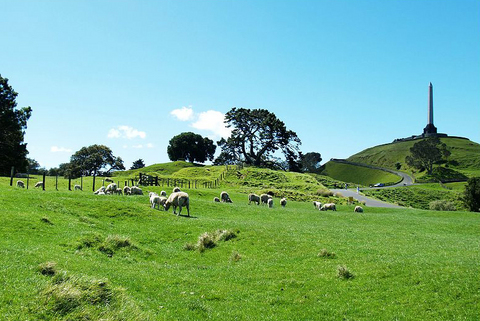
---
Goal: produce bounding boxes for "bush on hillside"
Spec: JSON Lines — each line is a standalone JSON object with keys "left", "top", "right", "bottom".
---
{"left": 429, "top": 200, "right": 457, "bottom": 211}
{"left": 463, "top": 177, "right": 480, "bottom": 212}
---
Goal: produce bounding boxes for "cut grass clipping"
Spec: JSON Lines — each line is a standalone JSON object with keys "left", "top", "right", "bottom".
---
{"left": 37, "top": 269, "right": 149, "bottom": 320}
{"left": 184, "top": 229, "right": 238, "bottom": 253}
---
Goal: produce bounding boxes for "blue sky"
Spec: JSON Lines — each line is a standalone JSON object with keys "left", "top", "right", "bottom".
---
{"left": 2, "top": 0, "right": 479, "bottom": 169}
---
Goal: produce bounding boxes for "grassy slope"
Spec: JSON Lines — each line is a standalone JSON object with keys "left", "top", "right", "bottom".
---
{"left": 321, "top": 162, "right": 401, "bottom": 186}
{"left": 114, "top": 161, "right": 201, "bottom": 177}
{"left": 346, "top": 137, "right": 480, "bottom": 177}
{"left": 1, "top": 181, "right": 479, "bottom": 320}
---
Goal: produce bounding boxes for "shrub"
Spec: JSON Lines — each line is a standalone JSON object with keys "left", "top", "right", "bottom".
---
{"left": 464, "top": 177, "right": 480, "bottom": 212}
{"left": 318, "top": 249, "right": 336, "bottom": 259}
{"left": 316, "top": 189, "right": 334, "bottom": 197}
{"left": 429, "top": 200, "right": 457, "bottom": 211}
{"left": 337, "top": 265, "right": 354, "bottom": 280}
{"left": 38, "top": 261, "right": 57, "bottom": 276}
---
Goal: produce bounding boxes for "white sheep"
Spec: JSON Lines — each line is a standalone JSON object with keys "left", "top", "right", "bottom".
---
{"left": 220, "top": 191, "right": 233, "bottom": 203}
{"left": 35, "top": 182, "right": 43, "bottom": 188}
{"left": 313, "top": 201, "right": 322, "bottom": 210}
{"left": 94, "top": 186, "right": 106, "bottom": 195}
{"left": 173, "top": 187, "right": 181, "bottom": 193}
{"left": 130, "top": 186, "right": 143, "bottom": 195}
{"left": 97, "top": 191, "right": 106, "bottom": 195}
{"left": 248, "top": 193, "right": 260, "bottom": 205}
{"left": 214, "top": 197, "right": 220, "bottom": 202}
{"left": 164, "top": 191, "right": 190, "bottom": 216}
{"left": 267, "top": 198, "right": 274, "bottom": 208}
{"left": 123, "top": 186, "right": 131, "bottom": 195}
{"left": 260, "top": 194, "right": 272, "bottom": 205}
{"left": 280, "top": 198, "right": 287, "bottom": 207}
{"left": 320, "top": 203, "right": 336, "bottom": 211}
{"left": 16, "top": 180, "right": 25, "bottom": 188}
{"left": 105, "top": 183, "right": 117, "bottom": 194}
{"left": 114, "top": 187, "right": 123, "bottom": 195}
{"left": 354, "top": 206, "right": 364, "bottom": 213}
{"left": 160, "top": 190, "right": 167, "bottom": 197}
{"left": 74, "top": 185, "right": 82, "bottom": 191}
{"left": 105, "top": 178, "right": 114, "bottom": 183}
{"left": 149, "top": 192, "right": 167, "bottom": 210}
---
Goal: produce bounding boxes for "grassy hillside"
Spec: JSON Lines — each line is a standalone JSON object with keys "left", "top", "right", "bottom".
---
{"left": 321, "top": 162, "right": 401, "bottom": 186}
{"left": 114, "top": 161, "right": 200, "bottom": 177}
{"left": 1, "top": 180, "right": 479, "bottom": 320}
{"left": 346, "top": 137, "right": 480, "bottom": 177}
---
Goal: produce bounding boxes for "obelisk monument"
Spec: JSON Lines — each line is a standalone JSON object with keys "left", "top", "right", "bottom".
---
{"left": 423, "top": 82, "right": 437, "bottom": 136}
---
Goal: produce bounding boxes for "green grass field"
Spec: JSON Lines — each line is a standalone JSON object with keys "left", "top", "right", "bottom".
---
{"left": 1, "top": 176, "right": 479, "bottom": 320}
{"left": 321, "top": 162, "right": 401, "bottom": 186}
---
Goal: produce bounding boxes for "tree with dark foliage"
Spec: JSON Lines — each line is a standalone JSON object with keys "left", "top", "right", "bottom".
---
{"left": 218, "top": 107, "right": 301, "bottom": 167}
{"left": 464, "top": 177, "right": 480, "bottom": 212}
{"left": 167, "top": 132, "right": 216, "bottom": 163}
{"left": 301, "top": 152, "right": 322, "bottom": 173}
{"left": 130, "top": 159, "right": 146, "bottom": 170}
{"left": 405, "top": 137, "right": 450, "bottom": 175}
{"left": 69, "top": 145, "right": 125, "bottom": 178}
{"left": 0, "top": 75, "right": 32, "bottom": 175}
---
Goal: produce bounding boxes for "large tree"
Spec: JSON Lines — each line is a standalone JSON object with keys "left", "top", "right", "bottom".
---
{"left": 464, "top": 177, "right": 480, "bottom": 212}
{"left": 301, "top": 152, "right": 322, "bottom": 173}
{"left": 130, "top": 159, "right": 146, "bottom": 170}
{"left": 405, "top": 137, "right": 451, "bottom": 175}
{"left": 167, "top": 132, "right": 216, "bottom": 163}
{"left": 69, "top": 144, "right": 125, "bottom": 177}
{"left": 218, "top": 107, "right": 301, "bottom": 167}
{"left": 0, "top": 75, "right": 32, "bottom": 175}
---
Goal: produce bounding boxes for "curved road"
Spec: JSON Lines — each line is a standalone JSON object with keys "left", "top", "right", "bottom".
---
{"left": 329, "top": 159, "right": 416, "bottom": 208}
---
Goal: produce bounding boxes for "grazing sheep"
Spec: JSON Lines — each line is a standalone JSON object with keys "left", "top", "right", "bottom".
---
{"left": 97, "top": 191, "right": 106, "bottom": 195}
{"left": 164, "top": 192, "right": 190, "bottom": 216}
{"left": 149, "top": 192, "right": 167, "bottom": 210}
{"left": 94, "top": 186, "right": 106, "bottom": 195}
{"left": 105, "top": 178, "right": 114, "bottom": 183}
{"left": 267, "top": 198, "right": 274, "bottom": 208}
{"left": 130, "top": 186, "right": 143, "bottom": 195}
{"left": 74, "top": 185, "right": 82, "bottom": 191}
{"left": 248, "top": 193, "right": 260, "bottom": 205}
{"left": 220, "top": 191, "right": 233, "bottom": 203}
{"left": 354, "top": 206, "right": 364, "bottom": 213}
{"left": 114, "top": 187, "right": 123, "bottom": 195}
{"left": 280, "top": 198, "right": 287, "bottom": 207}
{"left": 123, "top": 186, "right": 131, "bottom": 195}
{"left": 16, "top": 180, "right": 25, "bottom": 188}
{"left": 105, "top": 183, "right": 117, "bottom": 194}
{"left": 214, "top": 197, "right": 220, "bottom": 202}
{"left": 160, "top": 190, "right": 167, "bottom": 197}
{"left": 313, "top": 201, "right": 322, "bottom": 210}
{"left": 35, "top": 182, "right": 43, "bottom": 188}
{"left": 320, "top": 203, "right": 336, "bottom": 211}
{"left": 260, "top": 194, "right": 272, "bottom": 205}
{"left": 173, "top": 187, "right": 181, "bottom": 193}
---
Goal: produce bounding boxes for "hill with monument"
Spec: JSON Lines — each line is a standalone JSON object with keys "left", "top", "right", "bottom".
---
{"left": 323, "top": 83, "right": 480, "bottom": 184}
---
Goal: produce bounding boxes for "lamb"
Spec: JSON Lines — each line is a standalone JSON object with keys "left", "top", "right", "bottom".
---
{"left": 74, "top": 185, "right": 82, "bottom": 191}
{"left": 130, "top": 186, "right": 143, "bottom": 195}
{"left": 260, "top": 194, "right": 272, "bottom": 205}
{"left": 97, "top": 191, "right": 106, "bottom": 195}
{"left": 220, "top": 191, "right": 233, "bottom": 203}
{"left": 248, "top": 193, "right": 260, "bottom": 205}
{"left": 267, "top": 198, "right": 274, "bottom": 208}
{"left": 105, "top": 178, "right": 114, "bottom": 183}
{"left": 164, "top": 192, "right": 190, "bottom": 216}
{"left": 149, "top": 192, "right": 167, "bottom": 210}
{"left": 94, "top": 186, "right": 106, "bottom": 194}
{"left": 160, "top": 190, "right": 167, "bottom": 197}
{"left": 173, "top": 187, "right": 181, "bottom": 193}
{"left": 105, "top": 183, "right": 117, "bottom": 194}
{"left": 214, "top": 197, "right": 220, "bottom": 202}
{"left": 320, "top": 203, "right": 336, "bottom": 211}
{"left": 313, "top": 201, "right": 322, "bottom": 210}
{"left": 16, "top": 180, "right": 25, "bottom": 188}
{"left": 35, "top": 182, "right": 43, "bottom": 188}
{"left": 354, "top": 206, "right": 364, "bottom": 213}
{"left": 123, "top": 186, "right": 131, "bottom": 195}
{"left": 280, "top": 198, "right": 287, "bottom": 207}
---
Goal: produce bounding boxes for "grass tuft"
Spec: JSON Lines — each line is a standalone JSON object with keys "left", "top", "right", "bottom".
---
{"left": 75, "top": 232, "right": 103, "bottom": 250}
{"left": 318, "top": 249, "right": 336, "bottom": 259}
{"left": 99, "top": 235, "right": 137, "bottom": 257}
{"left": 40, "top": 217, "right": 53, "bottom": 225}
{"left": 337, "top": 265, "right": 354, "bottom": 280}
{"left": 230, "top": 251, "right": 242, "bottom": 262}
{"left": 197, "top": 232, "right": 217, "bottom": 253}
{"left": 183, "top": 242, "right": 196, "bottom": 251}
{"left": 38, "top": 261, "right": 57, "bottom": 276}
{"left": 215, "top": 229, "right": 237, "bottom": 242}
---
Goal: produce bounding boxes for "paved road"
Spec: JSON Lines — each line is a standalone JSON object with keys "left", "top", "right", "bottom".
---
{"left": 330, "top": 189, "right": 403, "bottom": 208}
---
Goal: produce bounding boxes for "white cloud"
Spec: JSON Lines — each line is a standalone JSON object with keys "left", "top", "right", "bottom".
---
{"left": 170, "top": 106, "right": 194, "bottom": 121}
{"left": 50, "top": 146, "right": 72, "bottom": 153}
{"left": 146, "top": 143, "right": 154, "bottom": 148}
{"left": 107, "top": 125, "right": 146, "bottom": 139}
{"left": 132, "top": 144, "right": 144, "bottom": 149}
{"left": 192, "top": 110, "right": 231, "bottom": 138}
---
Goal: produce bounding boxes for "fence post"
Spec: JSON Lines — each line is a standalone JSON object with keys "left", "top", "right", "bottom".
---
{"left": 81, "top": 176, "right": 83, "bottom": 190}
{"left": 10, "top": 166, "right": 14, "bottom": 186}
{"left": 155, "top": 176, "right": 158, "bottom": 186}
{"left": 27, "top": 171, "right": 30, "bottom": 189}
{"left": 68, "top": 177, "right": 71, "bottom": 191}
{"left": 189, "top": 180, "right": 190, "bottom": 189}
{"left": 92, "top": 170, "right": 96, "bottom": 192}
{"left": 56, "top": 175, "right": 58, "bottom": 190}
{"left": 42, "top": 173, "right": 46, "bottom": 191}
